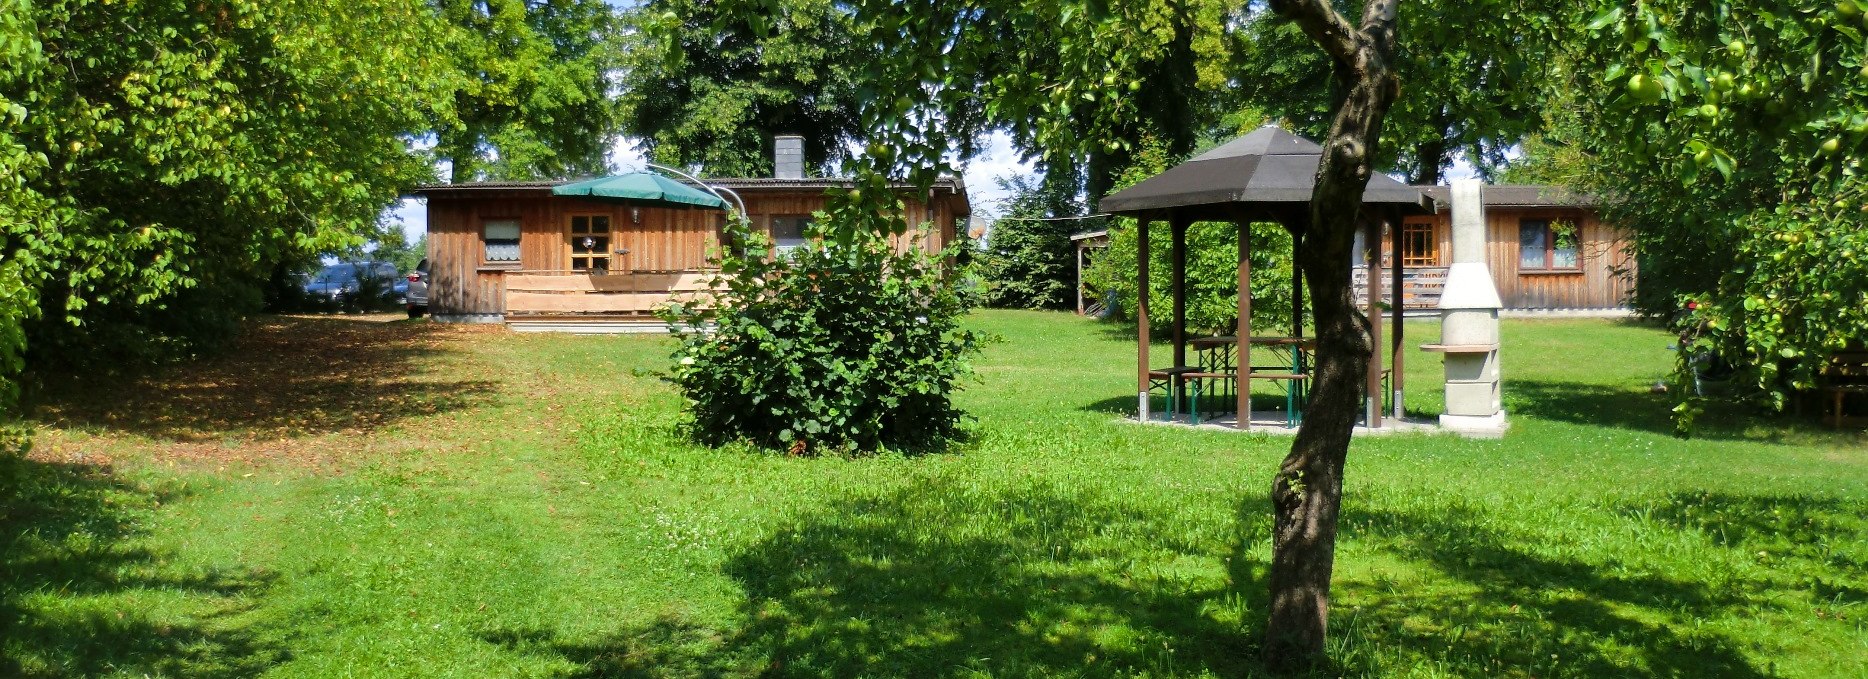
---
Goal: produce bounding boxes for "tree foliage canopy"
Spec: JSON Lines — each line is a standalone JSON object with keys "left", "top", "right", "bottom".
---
{"left": 1234, "top": 0, "right": 1562, "bottom": 184}
{"left": 619, "top": 0, "right": 865, "bottom": 176}
{"left": 1563, "top": 0, "right": 1868, "bottom": 414}
{"left": 2, "top": 0, "right": 454, "bottom": 392}
{"left": 631, "top": 0, "right": 1240, "bottom": 195}
{"left": 434, "top": 0, "right": 623, "bottom": 181}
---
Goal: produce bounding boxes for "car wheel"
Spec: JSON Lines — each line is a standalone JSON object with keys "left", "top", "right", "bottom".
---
{"left": 407, "top": 305, "right": 426, "bottom": 319}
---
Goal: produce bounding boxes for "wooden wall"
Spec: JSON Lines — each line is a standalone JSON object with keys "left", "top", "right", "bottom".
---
{"left": 424, "top": 191, "right": 725, "bottom": 317}
{"left": 740, "top": 190, "right": 955, "bottom": 255}
{"left": 424, "top": 186, "right": 964, "bottom": 317}
{"left": 1408, "top": 207, "right": 1636, "bottom": 309}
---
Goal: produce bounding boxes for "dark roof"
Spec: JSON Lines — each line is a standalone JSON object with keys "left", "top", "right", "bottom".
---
{"left": 414, "top": 176, "right": 970, "bottom": 215}
{"left": 1417, "top": 184, "right": 1593, "bottom": 208}
{"left": 1097, "top": 126, "right": 1432, "bottom": 221}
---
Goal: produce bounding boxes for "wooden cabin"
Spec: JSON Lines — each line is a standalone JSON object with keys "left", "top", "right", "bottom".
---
{"left": 415, "top": 177, "right": 970, "bottom": 330}
{"left": 1356, "top": 184, "right": 1636, "bottom": 311}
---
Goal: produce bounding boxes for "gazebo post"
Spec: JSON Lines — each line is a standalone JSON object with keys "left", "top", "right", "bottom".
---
{"left": 1237, "top": 214, "right": 1253, "bottom": 430}
{"left": 1137, "top": 216, "right": 1152, "bottom": 421}
{"left": 1076, "top": 240, "right": 1086, "bottom": 315}
{"left": 1364, "top": 212, "right": 1384, "bottom": 429}
{"left": 1172, "top": 215, "right": 1188, "bottom": 372}
{"left": 1292, "top": 228, "right": 1305, "bottom": 339}
{"left": 1390, "top": 207, "right": 1406, "bottom": 419}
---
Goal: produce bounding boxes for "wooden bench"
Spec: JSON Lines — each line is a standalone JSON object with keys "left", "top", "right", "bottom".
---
{"left": 1182, "top": 371, "right": 1310, "bottom": 427}
{"left": 1821, "top": 350, "right": 1868, "bottom": 429}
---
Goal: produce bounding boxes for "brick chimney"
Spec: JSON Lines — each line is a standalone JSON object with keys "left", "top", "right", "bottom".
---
{"left": 774, "top": 135, "right": 805, "bottom": 179}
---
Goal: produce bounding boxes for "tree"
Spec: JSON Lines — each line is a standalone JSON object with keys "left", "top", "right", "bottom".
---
{"left": 433, "top": 0, "right": 622, "bottom": 181}
{"left": 1257, "top": 0, "right": 1403, "bottom": 668}
{"left": 2, "top": 0, "right": 453, "bottom": 392}
{"left": 618, "top": 0, "right": 869, "bottom": 176}
{"left": 1556, "top": 0, "right": 1868, "bottom": 422}
{"left": 1233, "top": 0, "right": 1556, "bottom": 185}
{"left": 627, "top": 0, "right": 1240, "bottom": 195}
{"left": 686, "top": 0, "right": 1522, "bottom": 667}
{"left": 977, "top": 174, "right": 1091, "bottom": 310}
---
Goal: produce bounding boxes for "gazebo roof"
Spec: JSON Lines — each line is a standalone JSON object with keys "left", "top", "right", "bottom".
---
{"left": 1098, "top": 125, "right": 1432, "bottom": 222}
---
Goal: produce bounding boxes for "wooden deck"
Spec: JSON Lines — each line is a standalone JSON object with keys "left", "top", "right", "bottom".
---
{"left": 503, "top": 271, "right": 716, "bottom": 317}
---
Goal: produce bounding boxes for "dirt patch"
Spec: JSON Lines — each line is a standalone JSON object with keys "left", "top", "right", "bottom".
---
{"left": 30, "top": 316, "right": 505, "bottom": 469}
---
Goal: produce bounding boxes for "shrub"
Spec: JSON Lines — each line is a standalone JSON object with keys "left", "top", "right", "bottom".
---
{"left": 659, "top": 213, "right": 983, "bottom": 454}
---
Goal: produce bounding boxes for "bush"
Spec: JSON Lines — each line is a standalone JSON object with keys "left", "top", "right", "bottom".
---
{"left": 659, "top": 214, "right": 983, "bottom": 454}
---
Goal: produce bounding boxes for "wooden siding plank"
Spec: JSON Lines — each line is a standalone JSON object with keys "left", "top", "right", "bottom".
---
{"left": 506, "top": 291, "right": 710, "bottom": 314}
{"left": 505, "top": 273, "right": 716, "bottom": 292}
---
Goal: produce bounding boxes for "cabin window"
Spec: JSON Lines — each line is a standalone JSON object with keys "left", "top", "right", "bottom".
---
{"left": 1519, "top": 219, "right": 1580, "bottom": 271}
{"left": 1400, "top": 221, "right": 1437, "bottom": 267}
{"left": 568, "top": 214, "right": 612, "bottom": 273}
{"left": 770, "top": 215, "right": 812, "bottom": 253}
{"left": 482, "top": 219, "right": 521, "bottom": 264}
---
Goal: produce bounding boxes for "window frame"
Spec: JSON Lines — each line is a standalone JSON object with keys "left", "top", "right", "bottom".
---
{"left": 565, "top": 212, "right": 614, "bottom": 274}
{"left": 480, "top": 216, "right": 523, "bottom": 269}
{"left": 1399, "top": 218, "right": 1439, "bottom": 267}
{"left": 768, "top": 214, "right": 813, "bottom": 254}
{"left": 1517, "top": 216, "right": 1583, "bottom": 273}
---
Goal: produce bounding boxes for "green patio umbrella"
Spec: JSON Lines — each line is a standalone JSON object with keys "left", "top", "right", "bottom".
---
{"left": 551, "top": 172, "right": 728, "bottom": 209}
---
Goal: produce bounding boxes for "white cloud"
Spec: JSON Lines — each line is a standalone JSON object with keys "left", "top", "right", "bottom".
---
{"left": 386, "top": 198, "right": 428, "bottom": 246}
{"left": 609, "top": 135, "right": 648, "bottom": 171}
{"left": 955, "top": 130, "right": 1037, "bottom": 221}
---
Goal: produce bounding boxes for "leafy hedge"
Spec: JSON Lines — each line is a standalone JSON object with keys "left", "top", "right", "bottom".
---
{"left": 660, "top": 213, "right": 982, "bottom": 454}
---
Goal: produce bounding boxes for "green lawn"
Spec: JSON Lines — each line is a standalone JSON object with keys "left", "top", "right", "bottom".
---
{"left": 5, "top": 310, "right": 1865, "bottom": 677}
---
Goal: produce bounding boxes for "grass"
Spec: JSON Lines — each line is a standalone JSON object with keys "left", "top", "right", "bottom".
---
{"left": 4, "top": 310, "right": 1865, "bottom": 677}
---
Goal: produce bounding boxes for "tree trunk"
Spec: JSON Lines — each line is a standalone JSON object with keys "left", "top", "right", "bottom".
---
{"left": 1410, "top": 138, "right": 1446, "bottom": 185}
{"left": 1408, "top": 109, "right": 1453, "bottom": 186}
{"left": 1261, "top": 0, "right": 1401, "bottom": 671}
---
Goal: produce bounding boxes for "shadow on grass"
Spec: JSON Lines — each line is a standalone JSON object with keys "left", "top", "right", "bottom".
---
{"left": 468, "top": 480, "right": 1851, "bottom": 677}
{"left": 1507, "top": 378, "right": 1822, "bottom": 443}
{"left": 0, "top": 453, "right": 286, "bottom": 676}
{"left": 29, "top": 315, "right": 496, "bottom": 441}
{"left": 1336, "top": 501, "right": 1774, "bottom": 677}
{"left": 1620, "top": 491, "right": 1868, "bottom": 604}
{"left": 483, "top": 482, "right": 1268, "bottom": 677}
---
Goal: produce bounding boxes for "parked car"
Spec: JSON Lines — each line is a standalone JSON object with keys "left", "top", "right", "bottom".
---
{"left": 305, "top": 261, "right": 403, "bottom": 307}
{"left": 405, "top": 258, "right": 429, "bottom": 319}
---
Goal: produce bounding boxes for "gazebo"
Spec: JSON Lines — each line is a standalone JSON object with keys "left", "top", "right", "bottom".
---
{"left": 1098, "top": 125, "right": 1433, "bottom": 430}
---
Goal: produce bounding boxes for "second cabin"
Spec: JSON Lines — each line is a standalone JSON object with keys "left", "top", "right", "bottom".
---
{"left": 1356, "top": 185, "right": 1636, "bottom": 311}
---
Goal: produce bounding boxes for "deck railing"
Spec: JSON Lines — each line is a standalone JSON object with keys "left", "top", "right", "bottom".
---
{"left": 504, "top": 270, "right": 718, "bottom": 316}
{"left": 1352, "top": 266, "right": 1447, "bottom": 310}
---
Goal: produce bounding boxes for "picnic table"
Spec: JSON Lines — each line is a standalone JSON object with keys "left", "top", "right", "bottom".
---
{"left": 1180, "top": 336, "right": 1315, "bottom": 426}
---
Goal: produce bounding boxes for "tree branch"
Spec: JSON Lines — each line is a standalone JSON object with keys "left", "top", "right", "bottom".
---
{"left": 1267, "top": 0, "right": 1362, "bottom": 68}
